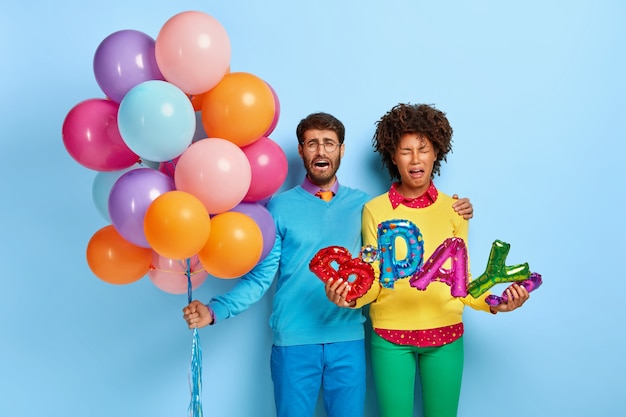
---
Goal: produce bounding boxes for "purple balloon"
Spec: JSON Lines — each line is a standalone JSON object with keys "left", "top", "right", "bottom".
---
{"left": 93, "top": 30, "right": 165, "bottom": 103}
{"left": 231, "top": 202, "right": 276, "bottom": 261}
{"left": 108, "top": 168, "right": 175, "bottom": 247}
{"left": 485, "top": 272, "right": 543, "bottom": 306}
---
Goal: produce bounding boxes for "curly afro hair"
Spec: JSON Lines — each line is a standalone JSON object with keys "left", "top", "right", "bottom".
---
{"left": 372, "top": 103, "right": 453, "bottom": 180}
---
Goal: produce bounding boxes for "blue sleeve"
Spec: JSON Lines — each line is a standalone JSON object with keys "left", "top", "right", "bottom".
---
{"left": 207, "top": 231, "right": 281, "bottom": 322}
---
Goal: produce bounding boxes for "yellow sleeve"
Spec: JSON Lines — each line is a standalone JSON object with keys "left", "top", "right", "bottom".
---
{"left": 460, "top": 291, "right": 492, "bottom": 312}
{"left": 354, "top": 202, "right": 381, "bottom": 308}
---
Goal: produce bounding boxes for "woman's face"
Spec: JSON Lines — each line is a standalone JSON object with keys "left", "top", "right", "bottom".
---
{"left": 391, "top": 133, "right": 437, "bottom": 198}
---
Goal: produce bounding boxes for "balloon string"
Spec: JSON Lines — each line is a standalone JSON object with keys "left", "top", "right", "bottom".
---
{"left": 148, "top": 266, "right": 206, "bottom": 276}
{"left": 148, "top": 259, "right": 206, "bottom": 276}
{"left": 186, "top": 258, "right": 203, "bottom": 417}
{"left": 186, "top": 258, "right": 192, "bottom": 304}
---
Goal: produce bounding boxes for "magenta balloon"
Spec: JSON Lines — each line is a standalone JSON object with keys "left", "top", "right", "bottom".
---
{"left": 230, "top": 202, "right": 276, "bottom": 261}
{"left": 93, "top": 30, "right": 164, "bottom": 103}
{"left": 263, "top": 82, "right": 281, "bottom": 136}
{"left": 242, "top": 137, "right": 288, "bottom": 202}
{"left": 158, "top": 157, "right": 179, "bottom": 180}
{"left": 108, "top": 168, "right": 175, "bottom": 247}
{"left": 62, "top": 99, "right": 139, "bottom": 171}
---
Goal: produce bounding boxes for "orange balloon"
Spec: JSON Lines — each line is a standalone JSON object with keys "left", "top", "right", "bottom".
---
{"left": 198, "top": 211, "right": 263, "bottom": 279}
{"left": 201, "top": 72, "right": 275, "bottom": 147}
{"left": 189, "top": 92, "right": 206, "bottom": 111}
{"left": 188, "top": 66, "right": 230, "bottom": 111}
{"left": 144, "top": 191, "right": 211, "bottom": 260}
{"left": 86, "top": 225, "right": 152, "bottom": 285}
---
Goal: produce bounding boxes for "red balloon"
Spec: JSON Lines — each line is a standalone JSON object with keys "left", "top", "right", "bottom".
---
{"left": 309, "top": 246, "right": 352, "bottom": 282}
{"left": 337, "top": 258, "right": 375, "bottom": 303}
{"left": 309, "top": 246, "right": 375, "bottom": 302}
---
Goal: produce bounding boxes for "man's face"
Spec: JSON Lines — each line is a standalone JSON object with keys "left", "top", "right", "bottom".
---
{"left": 298, "top": 129, "right": 344, "bottom": 188}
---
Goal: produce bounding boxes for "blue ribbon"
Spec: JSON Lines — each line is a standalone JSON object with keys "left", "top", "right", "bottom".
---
{"left": 186, "top": 258, "right": 203, "bottom": 417}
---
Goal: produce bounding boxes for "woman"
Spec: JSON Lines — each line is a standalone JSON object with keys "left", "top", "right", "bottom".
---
{"left": 326, "top": 103, "right": 529, "bottom": 417}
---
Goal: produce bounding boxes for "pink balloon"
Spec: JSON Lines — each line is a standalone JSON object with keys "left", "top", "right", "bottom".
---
{"left": 155, "top": 11, "right": 231, "bottom": 94}
{"left": 148, "top": 253, "right": 208, "bottom": 294}
{"left": 241, "top": 137, "right": 288, "bottom": 202}
{"left": 62, "top": 99, "right": 139, "bottom": 171}
{"left": 175, "top": 138, "right": 251, "bottom": 214}
{"left": 263, "top": 82, "right": 281, "bottom": 136}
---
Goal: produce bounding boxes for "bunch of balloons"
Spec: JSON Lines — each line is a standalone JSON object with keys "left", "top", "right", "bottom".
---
{"left": 62, "top": 10, "right": 288, "bottom": 293}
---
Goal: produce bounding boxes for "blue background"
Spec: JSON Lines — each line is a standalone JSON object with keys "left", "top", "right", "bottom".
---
{"left": 1, "top": 1, "right": 624, "bottom": 416}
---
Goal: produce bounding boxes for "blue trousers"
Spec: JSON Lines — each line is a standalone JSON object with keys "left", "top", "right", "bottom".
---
{"left": 271, "top": 340, "right": 366, "bottom": 417}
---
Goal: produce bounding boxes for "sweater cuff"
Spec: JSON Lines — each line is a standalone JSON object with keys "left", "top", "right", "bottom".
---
{"left": 207, "top": 301, "right": 229, "bottom": 322}
{"left": 207, "top": 305, "right": 216, "bottom": 325}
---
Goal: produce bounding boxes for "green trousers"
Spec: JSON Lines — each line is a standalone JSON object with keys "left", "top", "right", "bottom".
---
{"left": 371, "top": 332, "right": 464, "bottom": 417}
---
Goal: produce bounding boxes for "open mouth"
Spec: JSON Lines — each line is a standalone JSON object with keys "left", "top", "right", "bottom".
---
{"left": 314, "top": 160, "right": 330, "bottom": 168}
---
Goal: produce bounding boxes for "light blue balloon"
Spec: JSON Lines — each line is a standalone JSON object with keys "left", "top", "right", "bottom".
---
{"left": 92, "top": 164, "right": 141, "bottom": 222}
{"left": 118, "top": 80, "right": 196, "bottom": 162}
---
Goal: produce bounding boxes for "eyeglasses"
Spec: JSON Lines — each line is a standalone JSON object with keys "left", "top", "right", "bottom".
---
{"left": 299, "top": 140, "right": 341, "bottom": 153}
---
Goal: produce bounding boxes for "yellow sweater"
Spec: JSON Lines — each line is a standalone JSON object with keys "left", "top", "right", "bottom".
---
{"left": 355, "top": 191, "right": 491, "bottom": 331}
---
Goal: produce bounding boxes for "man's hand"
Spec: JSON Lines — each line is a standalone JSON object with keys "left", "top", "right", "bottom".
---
{"left": 182, "top": 300, "right": 213, "bottom": 329}
{"left": 325, "top": 278, "right": 356, "bottom": 308}
{"left": 452, "top": 194, "right": 473, "bottom": 220}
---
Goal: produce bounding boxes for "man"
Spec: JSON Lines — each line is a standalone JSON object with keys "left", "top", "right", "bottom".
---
{"left": 182, "top": 112, "right": 473, "bottom": 417}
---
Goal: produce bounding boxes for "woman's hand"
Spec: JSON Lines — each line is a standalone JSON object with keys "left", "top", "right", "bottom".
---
{"left": 489, "top": 283, "right": 530, "bottom": 313}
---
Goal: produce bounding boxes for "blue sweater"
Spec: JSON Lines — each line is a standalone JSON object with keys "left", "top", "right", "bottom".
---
{"left": 208, "top": 183, "right": 371, "bottom": 346}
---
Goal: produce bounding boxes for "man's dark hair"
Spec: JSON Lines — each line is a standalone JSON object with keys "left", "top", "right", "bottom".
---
{"left": 296, "top": 112, "right": 345, "bottom": 144}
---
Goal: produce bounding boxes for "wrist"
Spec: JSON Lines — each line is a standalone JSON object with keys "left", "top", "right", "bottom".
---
{"left": 207, "top": 305, "right": 216, "bottom": 325}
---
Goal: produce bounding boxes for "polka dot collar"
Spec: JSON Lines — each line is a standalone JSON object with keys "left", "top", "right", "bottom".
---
{"left": 388, "top": 181, "right": 438, "bottom": 209}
